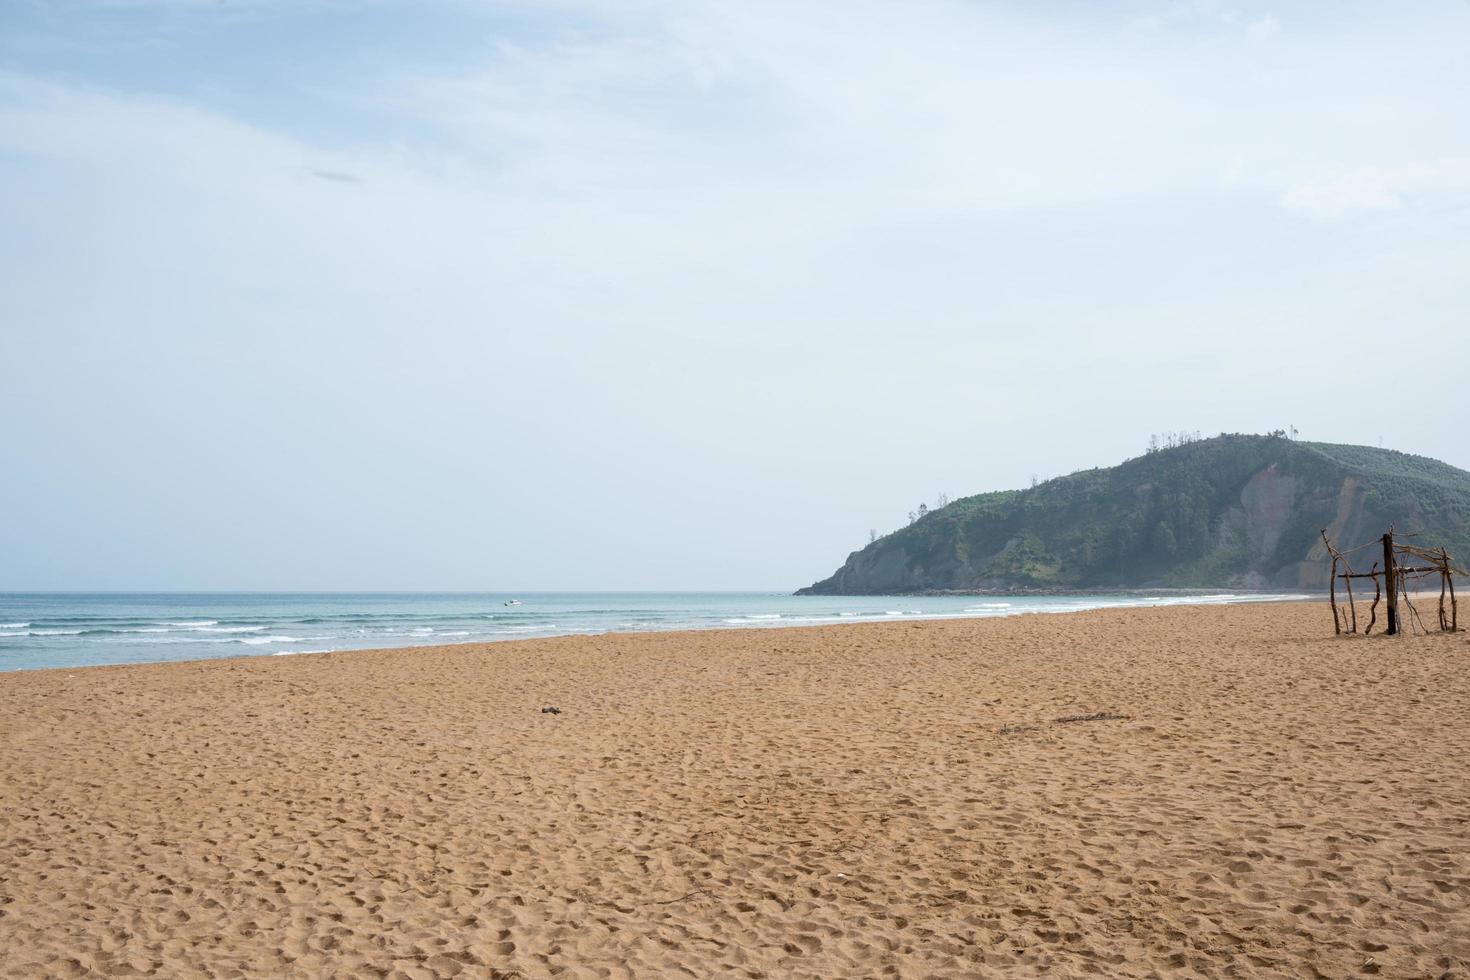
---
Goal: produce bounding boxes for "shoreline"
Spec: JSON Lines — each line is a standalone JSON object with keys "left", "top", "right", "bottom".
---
{"left": 0, "top": 591, "right": 1319, "bottom": 675}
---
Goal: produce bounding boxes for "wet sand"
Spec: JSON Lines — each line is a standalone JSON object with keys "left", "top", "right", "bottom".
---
{"left": 2, "top": 601, "right": 1467, "bottom": 978}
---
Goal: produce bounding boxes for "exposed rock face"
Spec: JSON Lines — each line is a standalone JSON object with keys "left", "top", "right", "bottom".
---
{"left": 799, "top": 435, "right": 1470, "bottom": 595}
{"left": 1239, "top": 464, "right": 1297, "bottom": 559}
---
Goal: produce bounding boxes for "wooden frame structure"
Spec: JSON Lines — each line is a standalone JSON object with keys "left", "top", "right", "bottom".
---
{"left": 1321, "top": 527, "right": 1463, "bottom": 636}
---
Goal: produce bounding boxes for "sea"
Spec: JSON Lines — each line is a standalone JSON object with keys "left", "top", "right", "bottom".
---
{"left": 0, "top": 591, "right": 1311, "bottom": 672}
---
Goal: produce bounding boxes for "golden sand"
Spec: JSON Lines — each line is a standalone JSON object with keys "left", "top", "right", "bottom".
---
{"left": 1, "top": 602, "right": 1467, "bottom": 978}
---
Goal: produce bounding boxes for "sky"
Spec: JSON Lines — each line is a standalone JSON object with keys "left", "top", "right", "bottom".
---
{"left": 2, "top": 0, "right": 1468, "bottom": 591}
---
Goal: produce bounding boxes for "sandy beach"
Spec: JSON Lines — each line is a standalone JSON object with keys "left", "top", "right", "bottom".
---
{"left": 1, "top": 601, "right": 1467, "bottom": 979}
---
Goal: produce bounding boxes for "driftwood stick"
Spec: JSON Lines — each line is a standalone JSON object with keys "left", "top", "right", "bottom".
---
{"left": 1323, "top": 530, "right": 1341, "bottom": 635}
{"left": 1449, "top": 567, "right": 1458, "bottom": 632}
{"left": 1441, "top": 564, "right": 1450, "bottom": 632}
{"left": 1344, "top": 563, "right": 1357, "bottom": 633}
{"left": 1330, "top": 555, "right": 1341, "bottom": 633}
{"left": 1364, "top": 564, "right": 1380, "bottom": 635}
{"left": 1355, "top": 565, "right": 1444, "bottom": 576}
{"left": 1396, "top": 543, "right": 1461, "bottom": 565}
{"left": 1402, "top": 586, "right": 1428, "bottom": 635}
{"left": 1338, "top": 570, "right": 1435, "bottom": 578}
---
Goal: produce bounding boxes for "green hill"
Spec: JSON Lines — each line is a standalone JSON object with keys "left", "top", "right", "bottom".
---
{"left": 797, "top": 434, "right": 1470, "bottom": 594}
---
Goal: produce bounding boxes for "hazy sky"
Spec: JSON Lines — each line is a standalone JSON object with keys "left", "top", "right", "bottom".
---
{"left": 2, "top": 0, "right": 1468, "bottom": 591}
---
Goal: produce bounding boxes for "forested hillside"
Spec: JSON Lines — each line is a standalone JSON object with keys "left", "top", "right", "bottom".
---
{"left": 799, "top": 434, "right": 1470, "bottom": 594}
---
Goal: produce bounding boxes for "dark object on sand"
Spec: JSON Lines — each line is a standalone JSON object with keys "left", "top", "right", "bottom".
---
{"left": 541, "top": 706, "right": 562, "bottom": 714}
{"left": 1053, "top": 712, "right": 1130, "bottom": 724}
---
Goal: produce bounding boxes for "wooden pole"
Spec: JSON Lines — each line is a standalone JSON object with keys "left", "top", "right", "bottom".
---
{"left": 1383, "top": 531, "right": 1399, "bottom": 636}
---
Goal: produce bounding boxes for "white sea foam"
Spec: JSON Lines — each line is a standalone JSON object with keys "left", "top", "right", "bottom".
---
{"left": 163, "top": 620, "right": 218, "bottom": 627}
{"left": 112, "top": 624, "right": 266, "bottom": 634}
{"left": 0, "top": 622, "right": 28, "bottom": 629}
{"left": 238, "top": 635, "right": 305, "bottom": 645}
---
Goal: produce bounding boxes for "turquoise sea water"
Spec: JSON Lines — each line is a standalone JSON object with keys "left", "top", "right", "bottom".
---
{"left": 0, "top": 591, "right": 1310, "bottom": 672}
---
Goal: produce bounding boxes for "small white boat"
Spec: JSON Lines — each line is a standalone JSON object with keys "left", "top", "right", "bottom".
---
{"left": 504, "top": 599, "right": 522, "bottom": 606}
